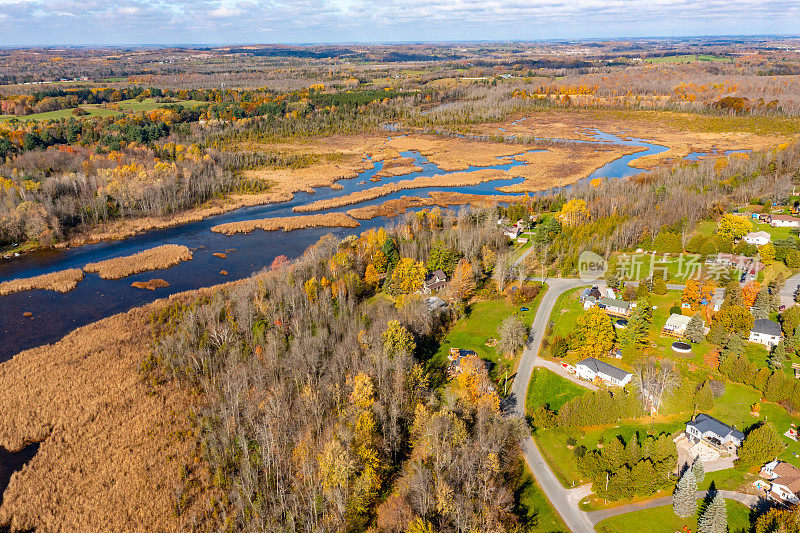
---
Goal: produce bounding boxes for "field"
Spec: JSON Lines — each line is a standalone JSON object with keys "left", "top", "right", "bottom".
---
{"left": 432, "top": 283, "right": 546, "bottom": 375}
{"left": 516, "top": 464, "right": 570, "bottom": 532}
{"left": 210, "top": 212, "right": 361, "bottom": 234}
{"left": 83, "top": 244, "right": 193, "bottom": 279}
{"left": 0, "top": 98, "right": 206, "bottom": 122}
{"left": 645, "top": 54, "right": 731, "bottom": 64}
{"left": 594, "top": 500, "right": 750, "bottom": 533}
{"left": 0, "top": 268, "right": 84, "bottom": 295}
{"left": 525, "top": 368, "right": 586, "bottom": 412}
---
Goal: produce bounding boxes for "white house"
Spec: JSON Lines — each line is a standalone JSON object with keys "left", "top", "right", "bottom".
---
{"left": 770, "top": 214, "right": 800, "bottom": 228}
{"left": 685, "top": 413, "right": 744, "bottom": 455}
{"left": 743, "top": 231, "right": 771, "bottom": 246}
{"left": 575, "top": 357, "right": 632, "bottom": 386}
{"left": 761, "top": 461, "right": 800, "bottom": 505}
{"left": 749, "top": 319, "right": 783, "bottom": 347}
{"left": 662, "top": 313, "right": 693, "bottom": 338}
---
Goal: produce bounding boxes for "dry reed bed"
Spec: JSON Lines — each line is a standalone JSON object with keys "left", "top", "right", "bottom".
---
{"left": 294, "top": 168, "right": 506, "bottom": 212}
{"left": 0, "top": 287, "right": 233, "bottom": 531}
{"left": 211, "top": 213, "right": 360, "bottom": 235}
{"left": 0, "top": 269, "right": 84, "bottom": 295}
{"left": 130, "top": 279, "right": 170, "bottom": 290}
{"left": 83, "top": 244, "right": 193, "bottom": 279}
{"left": 346, "top": 192, "right": 525, "bottom": 219}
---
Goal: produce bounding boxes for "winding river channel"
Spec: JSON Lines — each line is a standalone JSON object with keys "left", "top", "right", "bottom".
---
{"left": 0, "top": 128, "right": 727, "bottom": 361}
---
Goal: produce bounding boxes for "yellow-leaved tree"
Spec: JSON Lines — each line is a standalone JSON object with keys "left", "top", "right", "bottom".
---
{"left": 556, "top": 198, "right": 590, "bottom": 227}
{"left": 390, "top": 257, "right": 426, "bottom": 294}
{"left": 717, "top": 213, "right": 752, "bottom": 240}
{"left": 576, "top": 306, "right": 615, "bottom": 357}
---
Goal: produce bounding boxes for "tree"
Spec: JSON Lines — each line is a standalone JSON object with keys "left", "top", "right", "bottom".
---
{"left": 781, "top": 306, "right": 800, "bottom": 337}
{"left": 683, "top": 279, "right": 716, "bottom": 311}
{"left": 382, "top": 320, "right": 416, "bottom": 356}
{"left": 737, "top": 423, "right": 786, "bottom": 468}
{"left": 448, "top": 259, "right": 476, "bottom": 303}
{"left": 686, "top": 313, "right": 706, "bottom": 343}
{"left": 717, "top": 214, "right": 753, "bottom": 240}
{"left": 497, "top": 315, "right": 528, "bottom": 357}
{"left": 634, "top": 359, "right": 680, "bottom": 414}
{"left": 673, "top": 469, "right": 697, "bottom": 518}
{"left": 753, "top": 287, "right": 771, "bottom": 319}
{"left": 621, "top": 299, "right": 650, "bottom": 352}
{"left": 653, "top": 277, "right": 668, "bottom": 295}
{"left": 697, "top": 492, "right": 727, "bottom": 533}
{"left": 760, "top": 242, "right": 777, "bottom": 264}
{"left": 754, "top": 506, "right": 800, "bottom": 533}
{"left": 390, "top": 258, "right": 426, "bottom": 295}
{"left": 550, "top": 336, "right": 569, "bottom": 358}
{"left": 720, "top": 333, "right": 745, "bottom": 362}
{"left": 576, "top": 307, "right": 615, "bottom": 358}
{"left": 711, "top": 306, "right": 754, "bottom": 341}
{"left": 723, "top": 279, "right": 744, "bottom": 309}
{"left": 556, "top": 198, "right": 589, "bottom": 227}
{"left": 742, "top": 280, "right": 761, "bottom": 308}
{"left": 769, "top": 341, "right": 788, "bottom": 369}
{"left": 691, "top": 457, "right": 705, "bottom": 483}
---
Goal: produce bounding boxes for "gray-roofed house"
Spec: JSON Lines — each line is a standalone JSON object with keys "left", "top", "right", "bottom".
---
{"left": 749, "top": 319, "right": 782, "bottom": 347}
{"left": 575, "top": 357, "right": 632, "bottom": 386}
{"left": 685, "top": 413, "right": 744, "bottom": 455}
{"left": 598, "top": 297, "right": 632, "bottom": 318}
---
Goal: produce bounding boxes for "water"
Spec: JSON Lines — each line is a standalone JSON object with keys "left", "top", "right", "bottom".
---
{"left": 0, "top": 128, "right": 676, "bottom": 360}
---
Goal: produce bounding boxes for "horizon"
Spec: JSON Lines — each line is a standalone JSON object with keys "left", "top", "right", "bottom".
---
{"left": 1, "top": 0, "right": 799, "bottom": 46}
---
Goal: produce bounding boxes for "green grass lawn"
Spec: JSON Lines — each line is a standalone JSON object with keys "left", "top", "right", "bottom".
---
{"left": 0, "top": 106, "right": 121, "bottom": 122}
{"left": 0, "top": 98, "right": 206, "bottom": 122}
{"left": 544, "top": 287, "right": 585, "bottom": 341}
{"left": 515, "top": 463, "right": 570, "bottom": 532}
{"left": 645, "top": 54, "right": 731, "bottom": 64}
{"left": 526, "top": 368, "right": 586, "bottom": 413}
{"left": 595, "top": 500, "right": 750, "bottom": 533}
{"left": 432, "top": 282, "right": 547, "bottom": 378}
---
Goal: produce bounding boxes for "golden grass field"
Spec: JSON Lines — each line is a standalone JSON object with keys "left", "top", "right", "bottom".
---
{"left": 83, "top": 244, "right": 193, "bottom": 279}
{"left": 0, "top": 269, "right": 84, "bottom": 295}
{"left": 210, "top": 212, "right": 361, "bottom": 234}
{"left": 130, "top": 278, "right": 170, "bottom": 290}
{"left": 0, "top": 289, "right": 229, "bottom": 531}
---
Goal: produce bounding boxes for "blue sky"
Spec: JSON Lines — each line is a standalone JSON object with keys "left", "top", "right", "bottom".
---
{"left": 0, "top": 0, "right": 798, "bottom": 46}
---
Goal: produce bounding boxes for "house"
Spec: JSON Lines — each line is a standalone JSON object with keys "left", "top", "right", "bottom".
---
{"left": 424, "top": 296, "right": 448, "bottom": 313}
{"left": 749, "top": 319, "right": 782, "bottom": 347}
{"left": 575, "top": 357, "right": 632, "bottom": 386}
{"left": 423, "top": 269, "right": 448, "bottom": 294}
{"left": 685, "top": 413, "right": 744, "bottom": 455}
{"left": 743, "top": 231, "right": 772, "bottom": 246}
{"left": 598, "top": 297, "right": 632, "bottom": 318}
{"left": 769, "top": 214, "right": 800, "bottom": 228}
{"left": 761, "top": 461, "right": 800, "bottom": 504}
{"left": 604, "top": 288, "right": 616, "bottom": 299}
{"left": 662, "top": 313, "right": 693, "bottom": 338}
{"left": 580, "top": 287, "right": 603, "bottom": 310}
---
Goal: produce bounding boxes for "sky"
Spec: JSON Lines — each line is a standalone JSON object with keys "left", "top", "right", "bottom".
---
{"left": 0, "top": 0, "right": 798, "bottom": 46}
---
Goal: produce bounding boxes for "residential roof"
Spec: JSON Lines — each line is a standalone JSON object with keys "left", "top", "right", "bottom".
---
{"left": 577, "top": 357, "right": 631, "bottom": 382}
{"left": 772, "top": 462, "right": 800, "bottom": 494}
{"left": 664, "top": 313, "right": 692, "bottom": 329}
{"left": 687, "top": 413, "right": 744, "bottom": 442}
{"left": 599, "top": 297, "right": 630, "bottom": 309}
{"left": 425, "top": 269, "right": 448, "bottom": 289}
{"left": 752, "top": 319, "right": 782, "bottom": 337}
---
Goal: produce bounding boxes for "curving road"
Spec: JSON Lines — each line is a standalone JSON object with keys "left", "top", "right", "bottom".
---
{"left": 508, "top": 277, "right": 596, "bottom": 533}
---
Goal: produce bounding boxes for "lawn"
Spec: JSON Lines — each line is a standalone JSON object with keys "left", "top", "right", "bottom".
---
{"left": 515, "top": 463, "right": 570, "bottom": 532}
{"left": 0, "top": 98, "right": 206, "bottom": 122}
{"left": 595, "top": 500, "right": 750, "bottom": 533}
{"left": 526, "top": 368, "right": 586, "bottom": 413}
{"left": 645, "top": 54, "right": 731, "bottom": 64}
{"left": 114, "top": 97, "right": 206, "bottom": 111}
{"left": 543, "top": 286, "right": 585, "bottom": 341}
{"left": 432, "top": 282, "right": 547, "bottom": 376}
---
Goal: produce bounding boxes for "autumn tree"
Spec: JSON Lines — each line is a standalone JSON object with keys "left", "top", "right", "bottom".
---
{"left": 497, "top": 315, "right": 528, "bottom": 357}
{"left": 390, "top": 258, "right": 426, "bottom": 295}
{"left": 382, "top": 320, "right": 416, "bottom": 356}
{"left": 742, "top": 280, "right": 761, "bottom": 308}
{"left": 448, "top": 259, "right": 476, "bottom": 303}
{"left": 717, "top": 214, "right": 752, "bottom": 240}
{"left": 577, "top": 307, "right": 615, "bottom": 358}
{"left": 556, "top": 198, "right": 589, "bottom": 227}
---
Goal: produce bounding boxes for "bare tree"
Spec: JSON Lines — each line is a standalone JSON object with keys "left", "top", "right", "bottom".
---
{"left": 633, "top": 359, "right": 680, "bottom": 414}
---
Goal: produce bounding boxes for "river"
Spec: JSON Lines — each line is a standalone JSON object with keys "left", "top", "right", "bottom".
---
{"left": 0, "top": 128, "right": 723, "bottom": 361}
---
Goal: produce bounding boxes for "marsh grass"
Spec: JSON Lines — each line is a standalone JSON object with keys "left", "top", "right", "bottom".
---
{"left": 0, "top": 269, "right": 84, "bottom": 295}
{"left": 83, "top": 244, "right": 193, "bottom": 279}
{"left": 211, "top": 213, "right": 360, "bottom": 234}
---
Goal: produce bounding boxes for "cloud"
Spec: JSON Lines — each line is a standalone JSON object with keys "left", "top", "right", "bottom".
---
{"left": 0, "top": 0, "right": 797, "bottom": 44}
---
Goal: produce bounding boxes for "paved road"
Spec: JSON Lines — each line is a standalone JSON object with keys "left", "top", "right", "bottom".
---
{"left": 781, "top": 271, "right": 800, "bottom": 307}
{"left": 509, "top": 277, "right": 596, "bottom": 533}
{"left": 587, "top": 490, "right": 761, "bottom": 525}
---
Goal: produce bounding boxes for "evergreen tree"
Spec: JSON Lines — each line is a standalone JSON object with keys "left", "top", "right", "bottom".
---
{"left": 753, "top": 287, "right": 771, "bottom": 320}
{"left": 720, "top": 334, "right": 744, "bottom": 362}
{"left": 737, "top": 423, "right": 786, "bottom": 468}
{"left": 691, "top": 457, "right": 705, "bottom": 483}
{"left": 769, "top": 341, "right": 788, "bottom": 369}
{"left": 722, "top": 280, "right": 743, "bottom": 309}
{"left": 697, "top": 493, "right": 727, "bottom": 533}
{"left": 686, "top": 313, "right": 706, "bottom": 343}
{"left": 653, "top": 277, "right": 668, "bottom": 295}
{"left": 673, "top": 469, "right": 697, "bottom": 518}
